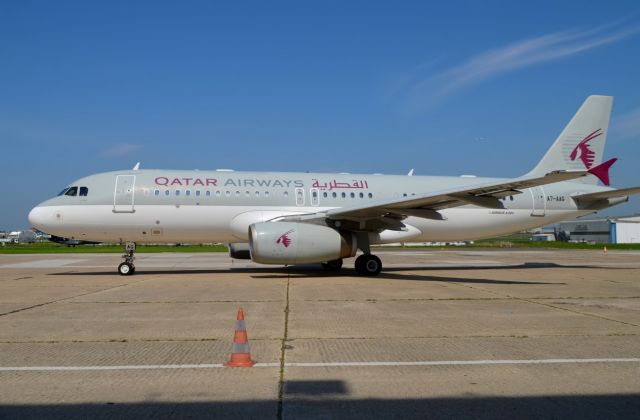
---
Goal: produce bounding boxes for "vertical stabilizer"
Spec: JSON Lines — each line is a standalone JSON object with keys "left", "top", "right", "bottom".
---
{"left": 528, "top": 95, "right": 613, "bottom": 184}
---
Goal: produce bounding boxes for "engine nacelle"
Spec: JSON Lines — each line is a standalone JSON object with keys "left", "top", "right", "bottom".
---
{"left": 249, "top": 222, "right": 357, "bottom": 264}
{"left": 228, "top": 243, "right": 251, "bottom": 260}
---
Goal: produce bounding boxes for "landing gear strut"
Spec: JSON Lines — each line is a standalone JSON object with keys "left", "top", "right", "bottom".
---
{"left": 353, "top": 232, "right": 382, "bottom": 276}
{"left": 118, "top": 242, "right": 136, "bottom": 275}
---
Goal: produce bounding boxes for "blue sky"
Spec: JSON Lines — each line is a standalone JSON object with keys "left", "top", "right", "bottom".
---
{"left": 1, "top": 1, "right": 639, "bottom": 229}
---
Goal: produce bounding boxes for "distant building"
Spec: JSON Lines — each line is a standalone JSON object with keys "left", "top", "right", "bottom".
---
{"left": 557, "top": 215, "right": 640, "bottom": 244}
{"left": 531, "top": 233, "right": 555, "bottom": 242}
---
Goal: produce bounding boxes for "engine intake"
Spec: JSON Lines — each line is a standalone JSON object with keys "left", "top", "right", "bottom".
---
{"left": 249, "top": 222, "right": 357, "bottom": 264}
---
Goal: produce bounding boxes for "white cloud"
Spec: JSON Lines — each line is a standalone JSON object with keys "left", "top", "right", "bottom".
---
{"left": 400, "top": 22, "right": 639, "bottom": 108}
{"left": 101, "top": 143, "right": 143, "bottom": 158}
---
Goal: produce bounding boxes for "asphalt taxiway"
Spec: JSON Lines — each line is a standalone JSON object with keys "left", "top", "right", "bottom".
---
{"left": 0, "top": 249, "right": 639, "bottom": 419}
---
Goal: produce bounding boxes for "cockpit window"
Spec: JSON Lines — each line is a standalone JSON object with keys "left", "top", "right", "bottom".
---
{"left": 57, "top": 188, "right": 69, "bottom": 196}
{"left": 65, "top": 186, "right": 78, "bottom": 196}
{"left": 79, "top": 187, "right": 89, "bottom": 196}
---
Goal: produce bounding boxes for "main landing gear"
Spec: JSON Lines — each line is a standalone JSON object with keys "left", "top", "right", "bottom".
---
{"left": 353, "top": 232, "right": 382, "bottom": 276}
{"left": 118, "top": 242, "right": 136, "bottom": 275}
{"left": 321, "top": 259, "right": 343, "bottom": 271}
{"left": 354, "top": 254, "right": 382, "bottom": 276}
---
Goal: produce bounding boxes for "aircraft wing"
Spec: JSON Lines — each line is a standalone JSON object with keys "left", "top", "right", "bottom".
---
{"left": 572, "top": 187, "right": 640, "bottom": 202}
{"left": 274, "top": 168, "right": 601, "bottom": 231}
{"left": 325, "top": 170, "right": 592, "bottom": 221}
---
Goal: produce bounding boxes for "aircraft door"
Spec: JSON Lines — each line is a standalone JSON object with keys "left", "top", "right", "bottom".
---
{"left": 310, "top": 188, "right": 319, "bottom": 206}
{"left": 530, "top": 186, "right": 545, "bottom": 217}
{"left": 295, "top": 187, "right": 305, "bottom": 206}
{"left": 114, "top": 175, "right": 136, "bottom": 213}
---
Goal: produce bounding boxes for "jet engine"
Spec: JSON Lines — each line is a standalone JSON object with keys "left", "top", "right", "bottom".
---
{"left": 248, "top": 222, "right": 357, "bottom": 264}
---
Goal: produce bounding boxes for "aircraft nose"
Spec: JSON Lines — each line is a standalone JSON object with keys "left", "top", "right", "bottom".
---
{"left": 28, "top": 206, "right": 49, "bottom": 231}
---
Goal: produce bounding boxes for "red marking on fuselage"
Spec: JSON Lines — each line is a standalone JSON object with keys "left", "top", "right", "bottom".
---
{"left": 155, "top": 177, "right": 218, "bottom": 187}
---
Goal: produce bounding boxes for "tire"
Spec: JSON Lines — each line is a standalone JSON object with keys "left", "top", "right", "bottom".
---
{"left": 355, "top": 254, "right": 382, "bottom": 276}
{"left": 321, "top": 259, "right": 343, "bottom": 271}
{"left": 355, "top": 255, "right": 366, "bottom": 273}
{"left": 118, "top": 262, "right": 134, "bottom": 276}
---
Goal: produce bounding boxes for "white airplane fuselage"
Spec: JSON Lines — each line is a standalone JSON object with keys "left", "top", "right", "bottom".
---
{"left": 28, "top": 169, "right": 615, "bottom": 245}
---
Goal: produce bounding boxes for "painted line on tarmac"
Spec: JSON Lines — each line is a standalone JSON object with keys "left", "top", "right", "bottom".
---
{"left": 284, "top": 358, "right": 640, "bottom": 367}
{"left": 1, "top": 358, "right": 639, "bottom": 372}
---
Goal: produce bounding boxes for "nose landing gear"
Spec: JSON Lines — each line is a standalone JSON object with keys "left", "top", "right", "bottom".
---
{"left": 118, "top": 242, "right": 136, "bottom": 275}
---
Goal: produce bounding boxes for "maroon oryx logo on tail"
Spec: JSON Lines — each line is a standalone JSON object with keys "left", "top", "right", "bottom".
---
{"left": 570, "top": 129, "right": 603, "bottom": 169}
{"left": 276, "top": 229, "right": 294, "bottom": 248}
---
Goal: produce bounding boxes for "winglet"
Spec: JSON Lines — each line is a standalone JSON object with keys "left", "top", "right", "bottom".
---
{"left": 587, "top": 157, "right": 617, "bottom": 186}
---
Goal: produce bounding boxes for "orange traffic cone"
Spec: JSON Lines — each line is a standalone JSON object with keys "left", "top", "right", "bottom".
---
{"left": 224, "top": 308, "right": 255, "bottom": 367}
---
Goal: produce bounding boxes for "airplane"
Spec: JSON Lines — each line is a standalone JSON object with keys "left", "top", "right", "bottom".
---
{"left": 28, "top": 95, "right": 640, "bottom": 276}
{"left": 48, "top": 235, "right": 101, "bottom": 247}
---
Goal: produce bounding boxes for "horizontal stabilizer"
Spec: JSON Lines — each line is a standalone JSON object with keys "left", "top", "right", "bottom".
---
{"left": 573, "top": 186, "right": 640, "bottom": 202}
{"left": 587, "top": 158, "right": 617, "bottom": 186}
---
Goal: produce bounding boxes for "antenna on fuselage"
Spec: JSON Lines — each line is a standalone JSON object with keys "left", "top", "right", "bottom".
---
{"left": 133, "top": 162, "right": 140, "bottom": 171}
{"left": 407, "top": 169, "right": 414, "bottom": 176}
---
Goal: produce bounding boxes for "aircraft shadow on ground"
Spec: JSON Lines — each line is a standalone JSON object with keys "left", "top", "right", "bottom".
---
{"left": 1, "top": 393, "right": 638, "bottom": 419}
{"left": 47, "top": 262, "right": 606, "bottom": 284}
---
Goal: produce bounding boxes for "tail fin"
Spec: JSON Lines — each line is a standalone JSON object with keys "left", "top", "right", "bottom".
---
{"left": 527, "top": 95, "right": 613, "bottom": 184}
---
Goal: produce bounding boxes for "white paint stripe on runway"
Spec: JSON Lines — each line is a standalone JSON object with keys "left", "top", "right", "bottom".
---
{"left": 0, "top": 259, "right": 86, "bottom": 268}
{"left": 1, "top": 358, "right": 639, "bottom": 372}
{"left": 284, "top": 358, "right": 640, "bottom": 367}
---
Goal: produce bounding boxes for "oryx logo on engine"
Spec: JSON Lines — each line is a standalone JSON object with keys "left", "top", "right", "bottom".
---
{"left": 276, "top": 230, "right": 294, "bottom": 248}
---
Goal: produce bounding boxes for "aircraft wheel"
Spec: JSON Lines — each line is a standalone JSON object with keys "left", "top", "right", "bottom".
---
{"left": 321, "top": 259, "right": 343, "bottom": 271}
{"left": 355, "top": 254, "right": 382, "bottom": 276}
{"left": 118, "top": 262, "right": 135, "bottom": 276}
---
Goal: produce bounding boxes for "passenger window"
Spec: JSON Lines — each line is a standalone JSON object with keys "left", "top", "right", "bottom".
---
{"left": 350, "top": 192, "right": 355, "bottom": 198}
{"left": 65, "top": 186, "right": 78, "bottom": 196}
{"left": 510, "top": 196, "right": 514, "bottom": 201}
{"left": 245, "top": 191, "right": 250, "bottom": 197}
{"left": 341, "top": 192, "right": 346, "bottom": 198}
{"left": 368, "top": 193, "right": 373, "bottom": 198}
{"left": 154, "top": 190, "right": 160, "bottom": 196}
{"left": 265, "top": 191, "right": 270, "bottom": 197}
{"left": 164, "top": 190, "right": 170, "bottom": 196}
{"left": 332, "top": 192, "right": 337, "bottom": 198}
{"left": 255, "top": 191, "right": 260, "bottom": 197}
{"left": 359, "top": 192, "right": 364, "bottom": 198}
{"left": 206, "top": 191, "right": 211, "bottom": 197}
{"left": 195, "top": 190, "right": 201, "bottom": 197}
{"left": 79, "top": 187, "right": 89, "bottom": 196}
{"left": 175, "top": 190, "right": 180, "bottom": 196}
{"left": 225, "top": 191, "right": 231, "bottom": 197}
{"left": 323, "top": 192, "right": 328, "bottom": 198}
{"left": 185, "top": 190, "right": 191, "bottom": 196}
{"left": 283, "top": 191, "right": 289, "bottom": 197}
{"left": 215, "top": 191, "right": 220, "bottom": 197}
